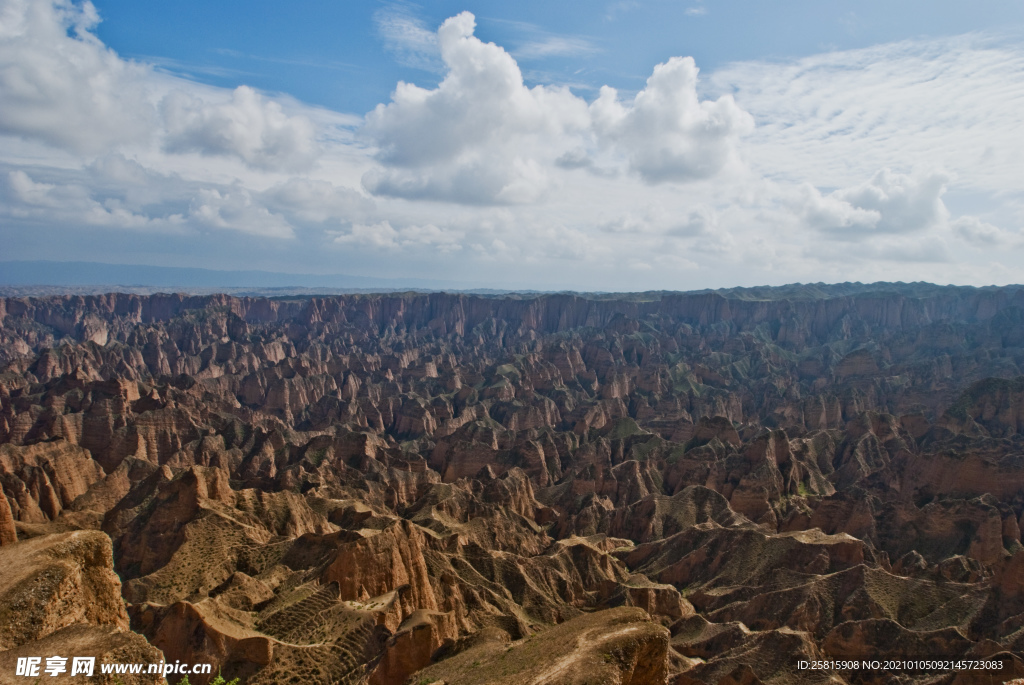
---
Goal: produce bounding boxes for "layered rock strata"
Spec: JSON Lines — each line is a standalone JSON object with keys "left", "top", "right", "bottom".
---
{"left": 1, "top": 285, "right": 1023, "bottom": 684}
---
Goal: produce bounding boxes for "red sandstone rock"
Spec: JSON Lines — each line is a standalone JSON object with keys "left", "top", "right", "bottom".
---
{"left": 3, "top": 288, "right": 1024, "bottom": 683}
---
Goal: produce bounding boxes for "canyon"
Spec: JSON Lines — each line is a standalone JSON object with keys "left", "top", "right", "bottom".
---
{"left": 1, "top": 284, "right": 1024, "bottom": 684}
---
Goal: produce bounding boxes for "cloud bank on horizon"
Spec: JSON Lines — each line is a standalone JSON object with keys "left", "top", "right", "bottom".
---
{"left": 1, "top": 0, "right": 1022, "bottom": 290}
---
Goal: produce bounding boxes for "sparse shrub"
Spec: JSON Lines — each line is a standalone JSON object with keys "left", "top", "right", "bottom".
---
{"left": 210, "top": 674, "right": 240, "bottom": 685}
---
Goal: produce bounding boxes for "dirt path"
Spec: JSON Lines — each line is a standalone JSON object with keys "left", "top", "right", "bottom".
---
{"left": 525, "top": 624, "right": 649, "bottom": 685}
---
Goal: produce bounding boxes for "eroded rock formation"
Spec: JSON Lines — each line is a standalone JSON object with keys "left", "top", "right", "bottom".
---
{"left": 1, "top": 284, "right": 1024, "bottom": 683}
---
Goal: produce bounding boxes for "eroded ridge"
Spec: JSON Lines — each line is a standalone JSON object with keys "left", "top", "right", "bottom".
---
{"left": 1, "top": 285, "right": 1024, "bottom": 684}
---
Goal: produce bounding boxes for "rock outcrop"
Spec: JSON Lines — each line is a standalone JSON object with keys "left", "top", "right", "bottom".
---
{"left": 1, "top": 284, "right": 1024, "bottom": 684}
{"left": 0, "top": 530, "right": 163, "bottom": 684}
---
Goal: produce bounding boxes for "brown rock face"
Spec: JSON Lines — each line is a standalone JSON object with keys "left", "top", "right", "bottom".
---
{"left": 134, "top": 600, "right": 276, "bottom": 682}
{"left": 323, "top": 519, "right": 439, "bottom": 615}
{"left": 412, "top": 606, "right": 669, "bottom": 685}
{"left": 0, "top": 489, "right": 15, "bottom": 545}
{"left": 0, "top": 531, "right": 129, "bottom": 650}
{"left": 2, "top": 284, "right": 1024, "bottom": 684}
{"left": 0, "top": 530, "right": 163, "bottom": 684}
{"left": 0, "top": 625, "right": 165, "bottom": 685}
{"left": 0, "top": 441, "right": 105, "bottom": 523}
{"left": 367, "top": 609, "right": 457, "bottom": 685}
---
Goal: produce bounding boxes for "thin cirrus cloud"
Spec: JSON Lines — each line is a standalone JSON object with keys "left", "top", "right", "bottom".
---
{"left": 708, "top": 33, "right": 1024, "bottom": 194}
{"left": 373, "top": 4, "right": 442, "bottom": 72}
{"left": 513, "top": 35, "right": 599, "bottom": 60}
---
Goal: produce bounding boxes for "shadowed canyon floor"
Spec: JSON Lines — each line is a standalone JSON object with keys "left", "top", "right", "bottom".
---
{"left": 2, "top": 284, "right": 1024, "bottom": 684}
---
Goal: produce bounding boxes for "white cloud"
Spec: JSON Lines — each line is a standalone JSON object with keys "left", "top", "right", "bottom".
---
{"left": 1, "top": 169, "right": 179, "bottom": 229}
{"left": 785, "top": 168, "right": 1018, "bottom": 263}
{"left": 810, "top": 235, "right": 952, "bottom": 264}
{"left": 362, "top": 12, "right": 589, "bottom": 204}
{"left": 188, "top": 188, "right": 294, "bottom": 238}
{"left": 589, "top": 57, "right": 753, "bottom": 183}
{"left": 834, "top": 169, "right": 949, "bottom": 234}
{"left": 332, "top": 220, "right": 401, "bottom": 249}
{"left": 604, "top": 1, "right": 639, "bottom": 22}
{"left": 709, "top": 34, "right": 1024, "bottom": 194}
{"left": 797, "top": 182, "right": 880, "bottom": 235}
{"left": 373, "top": 4, "right": 441, "bottom": 72}
{"left": 514, "top": 36, "right": 598, "bottom": 60}
{"left": 666, "top": 206, "right": 717, "bottom": 237}
{"left": 796, "top": 169, "right": 958, "bottom": 239}
{"left": 262, "top": 178, "right": 374, "bottom": 224}
{"left": 952, "top": 216, "right": 1018, "bottom": 246}
{"left": 2, "top": 2, "right": 1024, "bottom": 290}
{"left": 331, "top": 220, "right": 463, "bottom": 252}
{"left": 363, "top": 13, "right": 753, "bottom": 204}
{"left": 161, "top": 86, "right": 318, "bottom": 171}
{"left": 1, "top": 157, "right": 373, "bottom": 241}
{"left": 599, "top": 214, "right": 651, "bottom": 235}
{"left": 0, "top": 0, "right": 155, "bottom": 153}
{"left": 600, "top": 205, "right": 717, "bottom": 238}
{"left": 0, "top": 0, "right": 324, "bottom": 174}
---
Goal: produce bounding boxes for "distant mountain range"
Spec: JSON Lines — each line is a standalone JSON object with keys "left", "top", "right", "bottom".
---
{"left": 0, "top": 260, "right": 479, "bottom": 295}
{"left": 0, "top": 260, "right": 1019, "bottom": 300}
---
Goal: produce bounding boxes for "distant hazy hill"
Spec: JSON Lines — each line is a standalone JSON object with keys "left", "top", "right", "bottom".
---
{"left": 574, "top": 282, "right": 1021, "bottom": 302}
{"left": 0, "top": 260, "right": 1018, "bottom": 300}
{"left": 702, "top": 281, "right": 1018, "bottom": 300}
{"left": 0, "top": 260, "right": 461, "bottom": 292}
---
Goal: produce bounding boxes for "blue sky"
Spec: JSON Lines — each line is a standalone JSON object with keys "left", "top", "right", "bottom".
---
{"left": 90, "top": 1, "right": 1024, "bottom": 112}
{"left": 2, "top": 0, "right": 1024, "bottom": 290}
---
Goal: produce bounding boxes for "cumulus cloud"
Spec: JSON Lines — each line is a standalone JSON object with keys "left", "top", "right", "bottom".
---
{"left": 363, "top": 12, "right": 588, "bottom": 204}
{"left": 792, "top": 168, "right": 1017, "bottom": 257}
{"left": 554, "top": 148, "right": 592, "bottom": 170}
{"left": 834, "top": 169, "right": 949, "bottom": 234}
{"left": 600, "top": 205, "right": 717, "bottom": 238}
{"left": 188, "top": 188, "right": 294, "bottom": 238}
{"left": 798, "top": 169, "right": 951, "bottom": 238}
{"left": 0, "top": 0, "right": 155, "bottom": 153}
{"left": 590, "top": 57, "right": 753, "bottom": 183}
{"left": 332, "top": 220, "right": 463, "bottom": 252}
{"left": 262, "top": 178, "right": 374, "bottom": 224}
{"left": 1, "top": 169, "right": 176, "bottom": 229}
{"left": 952, "top": 216, "right": 1017, "bottom": 246}
{"left": 797, "top": 183, "right": 880, "bottom": 236}
{"left": 162, "top": 86, "right": 319, "bottom": 170}
{"left": 363, "top": 13, "right": 753, "bottom": 204}
{"left": 2, "top": 2, "right": 1023, "bottom": 290}
{"left": 2, "top": 157, "right": 372, "bottom": 240}
{"left": 0, "top": 0, "right": 322, "bottom": 173}
{"left": 666, "top": 206, "right": 717, "bottom": 237}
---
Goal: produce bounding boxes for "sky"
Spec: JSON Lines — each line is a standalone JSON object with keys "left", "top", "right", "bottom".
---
{"left": 2, "top": 0, "right": 1024, "bottom": 291}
